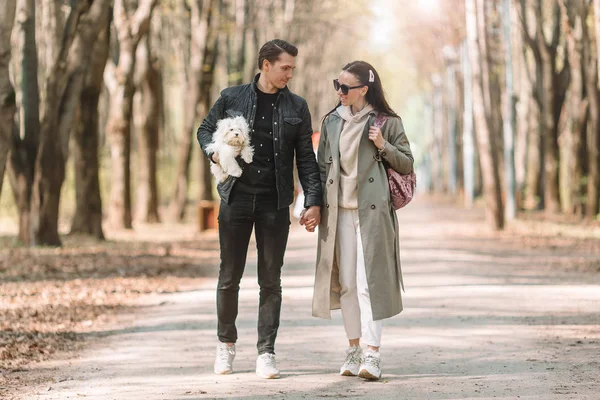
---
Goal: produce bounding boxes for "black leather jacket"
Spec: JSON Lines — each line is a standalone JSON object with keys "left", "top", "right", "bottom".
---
{"left": 197, "top": 74, "right": 322, "bottom": 210}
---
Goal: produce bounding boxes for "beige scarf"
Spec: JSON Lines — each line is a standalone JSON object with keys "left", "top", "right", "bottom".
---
{"left": 337, "top": 104, "right": 374, "bottom": 209}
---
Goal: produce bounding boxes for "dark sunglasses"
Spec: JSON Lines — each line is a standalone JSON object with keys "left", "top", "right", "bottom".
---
{"left": 333, "top": 79, "right": 365, "bottom": 95}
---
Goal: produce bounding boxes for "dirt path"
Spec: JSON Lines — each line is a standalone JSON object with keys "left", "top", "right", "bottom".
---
{"left": 17, "top": 199, "right": 600, "bottom": 399}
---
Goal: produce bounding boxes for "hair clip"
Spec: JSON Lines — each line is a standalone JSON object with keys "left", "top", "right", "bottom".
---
{"left": 369, "top": 70, "right": 375, "bottom": 83}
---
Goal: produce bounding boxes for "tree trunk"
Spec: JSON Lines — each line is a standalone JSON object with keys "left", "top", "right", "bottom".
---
{"left": 8, "top": 0, "right": 40, "bottom": 245}
{"left": 595, "top": 0, "right": 600, "bottom": 80}
{"left": 243, "top": 0, "right": 256, "bottom": 83}
{"left": 540, "top": 54, "right": 560, "bottom": 214}
{"left": 70, "top": 8, "right": 111, "bottom": 239}
{"left": 539, "top": 2, "right": 565, "bottom": 214}
{"left": 444, "top": 48, "right": 459, "bottom": 195}
{"left": 198, "top": 7, "right": 220, "bottom": 202}
{"left": 36, "top": 0, "right": 61, "bottom": 119}
{"left": 106, "top": 0, "right": 158, "bottom": 229}
{"left": 106, "top": 85, "right": 134, "bottom": 229}
{"left": 586, "top": 84, "right": 600, "bottom": 217}
{"left": 134, "top": 31, "right": 162, "bottom": 223}
{"left": 585, "top": 0, "right": 600, "bottom": 217}
{"left": 30, "top": 1, "right": 111, "bottom": 246}
{"left": 502, "top": 0, "right": 517, "bottom": 219}
{"left": 30, "top": 2, "right": 89, "bottom": 246}
{"left": 432, "top": 76, "right": 444, "bottom": 192}
{"left": 519, "top": 0, "right": 543, "bottom": 210}
{"left": 514, "top": 18, "right": 531, "bottom": 206}
{"left": 466, "top": 0, "right": 504, "bottom": 229}
{"left": 168, "top": 0, "right": 193, "bottom": 221}
{"left": 461, "top": 40, "right": 475, "bottom": 208}
{"left": 0, "top": 0, "right": 17, "bottom": 197}
{"left": 559, "top": 0, "right": 587, "bottom": 216}
{"left": 169, "top": 0, "right": 215, "bottom": 220}
{"left": 228, "top": 0, "right": 245, "bottom": 86}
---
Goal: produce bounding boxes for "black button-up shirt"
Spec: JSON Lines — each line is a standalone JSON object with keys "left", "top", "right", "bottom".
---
{"left": 233, "top": 89, "right": 278, "bottom": 194}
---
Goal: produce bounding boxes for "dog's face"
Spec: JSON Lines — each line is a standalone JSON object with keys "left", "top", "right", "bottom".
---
{"left": 216, "top": 116, "right": 250, "bottom": 147}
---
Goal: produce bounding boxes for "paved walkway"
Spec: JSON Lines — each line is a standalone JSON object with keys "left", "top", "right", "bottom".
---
{"left": 22, "top": 198, "right": 600, "bottom": 399}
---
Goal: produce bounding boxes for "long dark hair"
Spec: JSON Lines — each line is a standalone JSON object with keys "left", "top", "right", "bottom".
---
{"left": 322, "top": 61, "right": 399, "bottom": 121}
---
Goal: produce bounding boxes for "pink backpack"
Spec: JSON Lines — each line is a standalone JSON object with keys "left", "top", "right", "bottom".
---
{"left": 373, "top": 114, "right": 416, "bottom": 210}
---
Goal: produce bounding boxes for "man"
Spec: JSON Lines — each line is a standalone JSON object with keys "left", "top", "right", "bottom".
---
{"left": 197, "top": 39, "right": 322, "bottom": 379}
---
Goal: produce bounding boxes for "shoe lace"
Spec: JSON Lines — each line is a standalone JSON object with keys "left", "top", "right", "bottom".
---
{"left": 364, "top": 353, "right": 380, "bottom": 369}
{"left": 344, "top": 348, "right": 362, "bottom": 365}
{"left": 217, "top": 346, "right": 233, "bottom": 363}
{"left": 261, "top": 353, "right": 277, "bottom": 368}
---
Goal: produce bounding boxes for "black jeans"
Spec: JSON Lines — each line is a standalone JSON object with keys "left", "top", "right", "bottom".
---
{"left": 216, "top": 190, "right": 290, "bottom": 355}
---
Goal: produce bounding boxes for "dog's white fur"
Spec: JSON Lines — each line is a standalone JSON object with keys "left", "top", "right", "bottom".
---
{"left": 206, "top": 116, "right": 254, "bottom": 182}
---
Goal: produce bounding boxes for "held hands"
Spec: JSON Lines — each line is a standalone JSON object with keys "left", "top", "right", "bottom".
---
{"left": 299, "top": 206, "right": 321, "bottom": 233}
{"left": 368, "top": 126, "right": 385, "bottom": 150}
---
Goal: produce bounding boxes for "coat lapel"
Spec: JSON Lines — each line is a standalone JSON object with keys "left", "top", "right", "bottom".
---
{"left": 326, "top": 114, "right": 344, "bottom": 164}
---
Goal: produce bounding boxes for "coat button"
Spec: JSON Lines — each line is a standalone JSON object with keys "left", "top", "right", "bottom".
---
{"left": 371, "top": 205, "right": 376, "bottom": 210}
{"left": 329, "top": 156, "right": 332, "bottom": 161}
{"left": 326, "top": 203, "right": 329, "bottom": 208}
{"left": 369, "top": 177, "right": 374, "bottom": 183}
{"left": 381, "top": 152, "right": 387, "bottom": 157}
{"left": 329, "top": 179, "right": 333, "bottom": 184}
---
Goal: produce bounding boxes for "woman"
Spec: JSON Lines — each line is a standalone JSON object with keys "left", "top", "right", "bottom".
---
{"left": 310, "top": 61, "right": 413, "bottom": 380}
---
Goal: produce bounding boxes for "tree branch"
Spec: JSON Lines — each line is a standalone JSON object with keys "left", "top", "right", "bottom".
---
{"left": 131, "top": 0, "right": 158, "bottom": 45}
{"left": 518, "top": 0, "right": 538, "bottom": 51}
{"left": 103, "top": 60, "right": 118, "bottom": 94}
{"left": 550, "top": 1, "right": 561, "bottom": 51}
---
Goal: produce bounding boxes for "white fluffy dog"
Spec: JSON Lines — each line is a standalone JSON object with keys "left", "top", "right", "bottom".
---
{"left": 206, "top": 116, "right": 254, "bottom": 182}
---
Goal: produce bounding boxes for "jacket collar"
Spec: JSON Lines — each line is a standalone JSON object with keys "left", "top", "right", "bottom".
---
{"left": 252, "top": 73, "right": 290, "bottom": 95}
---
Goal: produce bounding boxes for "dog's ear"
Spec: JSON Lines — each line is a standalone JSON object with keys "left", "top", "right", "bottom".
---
{"left": 214, "top": 118, "right": 229, "bottom": 140}
{"left": 216, "top": 118, "right": 228, "bottom": 130}
{"left": 234, "top": 116, "right": 249, "bottom": 129}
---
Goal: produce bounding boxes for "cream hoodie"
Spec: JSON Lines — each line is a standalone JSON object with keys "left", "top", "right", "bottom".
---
{"left": 337, "top": 104, "right": 374, "bottom": 209}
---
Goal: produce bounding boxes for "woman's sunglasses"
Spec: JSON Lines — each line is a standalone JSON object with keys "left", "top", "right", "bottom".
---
{"left": 333, "top": 79, "right": 365, "bottom": 95}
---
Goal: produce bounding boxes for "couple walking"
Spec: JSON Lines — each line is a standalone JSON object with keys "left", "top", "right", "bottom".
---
{"left": 196, "top": 39, "right": 414, "bottom": 381}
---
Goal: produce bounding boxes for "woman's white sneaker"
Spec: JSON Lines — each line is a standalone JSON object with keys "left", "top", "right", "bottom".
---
{"left": 214, "top": 343, "right": 236, "bottom": 374}
{"left": 340, "top": 346, "right": 363, "bottom": 376}
{"left": 358, "top": 349, "right": 381, "bottom": 380}
{"left": 256, "top": 353, "right": 280, "bottom": 379}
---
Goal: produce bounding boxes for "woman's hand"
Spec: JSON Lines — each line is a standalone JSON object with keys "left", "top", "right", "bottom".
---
{"left": 299, "top": 206, "right": 321, "bottom": 232}
{"left": 368, "top": 126, "right": 385, "bottom": 150}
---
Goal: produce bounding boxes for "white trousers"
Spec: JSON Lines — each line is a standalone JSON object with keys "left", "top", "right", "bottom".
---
{"left": 336, "top": 208, "right": 383, "bottom": 347}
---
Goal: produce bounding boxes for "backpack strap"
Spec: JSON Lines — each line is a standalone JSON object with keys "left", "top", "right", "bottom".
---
{"left": 373, "top": 113, "right": 388, "bottom": 129}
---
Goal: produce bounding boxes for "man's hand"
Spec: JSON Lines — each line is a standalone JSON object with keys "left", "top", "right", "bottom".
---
{"left": 211, "top": 152, "right": 220, "bottom": 163}
{"left": 299, "top": 206, "right": 321, "bottom": 232}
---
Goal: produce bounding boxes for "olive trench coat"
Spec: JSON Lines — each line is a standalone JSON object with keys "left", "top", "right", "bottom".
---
{"left": 312, "top": 110, "right": 414, "bottom": 321}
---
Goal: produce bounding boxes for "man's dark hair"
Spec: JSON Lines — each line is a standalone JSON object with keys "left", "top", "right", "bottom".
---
{"left": 257, "top": 39, "right": 298, "bottom": 70}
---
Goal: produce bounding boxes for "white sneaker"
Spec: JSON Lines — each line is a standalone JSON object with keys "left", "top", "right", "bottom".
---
{"left": 340, "top": 346, "right": 363, "bottom": 376}
{"left": 214, "top": 343, "right": 236, "bottom": 374}
{"left": 358, "top": 349, "right": 381, "bottom": 380}
{"left": 256, "top": 353, "right": 280, "bottom": 379}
